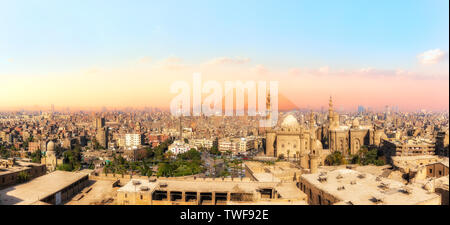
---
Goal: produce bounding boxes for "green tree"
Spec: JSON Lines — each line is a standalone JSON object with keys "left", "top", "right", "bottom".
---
{"left": 17, "top": 171, "right": 30, "bottom": 183}
{"left": 157, "top": 163, "right": 174, "bottom": 177}
{"left": 325, "top": 151, "right": 346, "bottom": 166}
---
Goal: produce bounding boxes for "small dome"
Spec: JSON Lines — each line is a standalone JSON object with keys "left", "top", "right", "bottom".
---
{"left": 352, "top": 118, "right": 360, "bottom": 128}
{"left": 313, "top": 140, "right": 323, "bottom": 150}
{"left": 281, "top": 115, "right": 299, "bottom": 128}
{"left": 47, "top": 141, "right": 55, "bottom": 152}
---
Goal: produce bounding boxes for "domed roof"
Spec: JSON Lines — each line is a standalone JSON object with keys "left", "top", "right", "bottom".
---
{"left": 281, "top": 114, "right": 299, "bottom": 128}
{"left": 352, "top": 118, "right": 360, "bottom": 128}
{"left": 47, "top": 141, "right": 55, "bottom": 152}
{"left": 313, "top": 140, "right": 323, "bottom": 150}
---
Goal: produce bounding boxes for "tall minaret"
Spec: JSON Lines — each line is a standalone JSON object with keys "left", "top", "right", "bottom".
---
{"left": 309, "top": 111, "right": 316, "bottom": 150}
{"left": 178, "top": 102, "right": 183, "bottom": 141}
{"left": 328, "top": 96, "right": 334, "bottom": 121}
{"left": 265, "top": 92, "right": 276, "bottom": 157}
{"left": 266, "top": 92, "right": 272, "bottom": 123}
{"left": 309, "top": 111, "right": 315, "bottom": 130}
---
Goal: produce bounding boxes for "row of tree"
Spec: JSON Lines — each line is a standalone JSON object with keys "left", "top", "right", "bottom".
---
{"left": 325, "top": 146, "right": 385, "bottom": 166}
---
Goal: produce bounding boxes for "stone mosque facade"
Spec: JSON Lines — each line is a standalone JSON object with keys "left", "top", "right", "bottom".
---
{"left": 265, "top": 97, "right": 385, "bottom": 169}
{"left": 41, "top": 140, "right": 61, "bottom": 172}
{"left": 265, "top": 110, "right": 324, "bottom": 172}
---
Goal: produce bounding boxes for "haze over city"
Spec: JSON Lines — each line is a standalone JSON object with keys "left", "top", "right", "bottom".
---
{"left": 1, "top": 0, "right": 449, "bottom": 112}
{"left": 0, "top": 0, "right": 449, "bottom": 213}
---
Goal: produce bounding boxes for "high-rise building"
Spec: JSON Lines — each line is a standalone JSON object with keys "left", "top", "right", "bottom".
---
{"left": 125, "top": 133, "right": 142, "bottom": 148}
{"left": 358, "top": 105, "right": 365, "bottom": 114}
{"left": 94, "top": 117, "right": 105, "bottom": 130}
{"left": 96, "top": 128, "right": 108, "bottom": 149}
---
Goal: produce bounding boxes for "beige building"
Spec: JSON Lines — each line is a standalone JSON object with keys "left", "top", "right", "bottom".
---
{"left": 265, "top": 110, "right": 326, "bottom": 172}
{"left": 115, "top": 177, "right": 307, "bottom": 205}
{"left": 382, "top": 138, "right": 436, "bottom": 163}
{"left": 0, "top": 160, "right": 46, "bottom": 189}
{"left": 298, "top": 168, "right": 441, "bottom": 205}
{"left": 326, "top": 97, "right": 379, "bottom": 156}
{"left": 265, "top": 97, "right": 383, "bottom": 169}
{"left": 41, "top": 141, "right": 62, "bottom": 172}
{"left": 0, "top": 170, "right": 89, "bottom": 205}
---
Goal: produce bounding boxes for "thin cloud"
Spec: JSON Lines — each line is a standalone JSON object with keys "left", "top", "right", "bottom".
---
{"left": 357, "top": 67, "right": 397, "bottom": 77}
{"left": 417, "top": 49, "right": 447, "bottom": 65}
{"left": 156, "top": 57, "right": 189, "bottom": 70}
{"left": 205, "top": 57, "right": 251, "bottom": 65}
{"left": 250, "top": 64, "right": 268, "bottom": 75}
{"left": 137, "top": 56, "right": 152, "bottom": 64}
{"left": 288, "top": 68, "right": 301, "bottom": 76}
{"left": 318, "top": 66, "right": 329, "bottom": 75}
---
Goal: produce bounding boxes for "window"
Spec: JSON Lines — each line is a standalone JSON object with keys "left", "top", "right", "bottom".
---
{"left": 429, "top": 169, "right": 433, "bottom": 173}
{"left": 439, "top": 171, "right": 442, "bottom": 176}
{"left": 140, "top": 195, "right": 143, "bottom": 200}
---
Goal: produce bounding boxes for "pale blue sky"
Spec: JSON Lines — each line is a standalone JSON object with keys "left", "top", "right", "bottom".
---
{"left": 0, "top": 0, "right": 448, "bottom": 74}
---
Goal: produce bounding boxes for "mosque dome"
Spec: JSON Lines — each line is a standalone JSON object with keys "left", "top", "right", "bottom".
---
{"left": 352, "top": 118, "right": 360, "bottom": 128}
{"left": 313, "top": 140, "right": 323, "bottom": 150}
{"left": 281, "top": 115, "right": 299, "bottom": 128}
{"left": 47, "top": 141, "right": 55, "bottom": 152}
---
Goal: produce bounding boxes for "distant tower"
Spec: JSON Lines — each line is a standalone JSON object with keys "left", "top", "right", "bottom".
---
{"left": 266, "top": 91, "right": 272, "bottom": 123}
{"left": 328, "top": 96, "right": 333, "bottom": 120}
{"left": 265, "top": 92, "right": 276, "bottom": 157}
{"left": 309, "top": 111, "right": 315, "bottom": 130}
{"left": 94, "top": 116, "right": 105, "bottom": 130}
{"left": 179, "top": 102, "right": 183, "bottom": 141}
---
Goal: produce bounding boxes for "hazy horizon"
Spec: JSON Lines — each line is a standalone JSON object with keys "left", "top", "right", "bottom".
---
{"left": 1, "top": 0, "right": 449, "bottom": 112}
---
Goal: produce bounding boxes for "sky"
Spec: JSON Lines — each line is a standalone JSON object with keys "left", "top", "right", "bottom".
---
{"left": 0, "top": 0, "right": 448, "bottom": 112}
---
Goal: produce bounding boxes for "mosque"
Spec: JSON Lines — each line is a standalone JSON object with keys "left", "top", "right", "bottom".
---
{"left": 265, "top": 97, "right": 385, "bottom": 170}
{"left": 41, "top": 140, "right": 62, "bottom": 172}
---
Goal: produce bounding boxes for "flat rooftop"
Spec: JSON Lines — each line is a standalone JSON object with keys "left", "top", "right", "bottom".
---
{"left": 0, "top": 161, "right": 43, "bottom": 176}
{"left": 245, "top": 161, "right": 301, "bottom": 182}
{"left": 0, "top": 170, "right": 89, "bottom": 205}
{"left": 392, "top": 155, "right": 442, "bottom": 161}
{"left": 118, "top": 178, "right": 306, "bottom": 201}
{"left": 301, "top": 168, "right": 441, "bottom": 205}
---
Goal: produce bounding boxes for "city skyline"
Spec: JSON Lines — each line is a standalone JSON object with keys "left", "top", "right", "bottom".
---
{"left": 1, "top": 0, "right": 449, "bottom": 111}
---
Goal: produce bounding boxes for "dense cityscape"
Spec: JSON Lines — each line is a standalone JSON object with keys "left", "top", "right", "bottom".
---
{"left": 1, "top": 3, "right": 449, "bottom": 221}
{"left": 0, "top": 97, "right": 448, "bottom": 205}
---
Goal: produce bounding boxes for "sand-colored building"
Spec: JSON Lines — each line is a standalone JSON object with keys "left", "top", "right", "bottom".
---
{"left": 116, "top": 177, "right": 307, "bottom": 205}
{"left": 382, "top": 138, "right": 436, "bottom": 163}
{"left": 0, "top": 159, "right": 46, "bottom": 189}
{"left": 391, "top": 155, "right": 448, "bottom": 182}
{"left": 265, "top": 97, "right": 383, "bottom": 169}
{"left": 0, "top": 170, "right": 90, "bottom": 205}
{"left": 41, "top": 140, "right": 63, "bottom": 172}
{"left": 244, "top": 161, "right": 303, "bottom": 182}
{"left": 298, "top": 168, "right": 441, "bottom": 205}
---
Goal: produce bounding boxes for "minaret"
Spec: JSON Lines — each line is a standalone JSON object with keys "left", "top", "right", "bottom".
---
{"left": 328, "top": 96, "right": 334, "bottom": 120}
{"left": 265, "top": 92, "right": 276, "bottom": 157}
{"left": 309, "top": 111, "right": 316, "bottom": 150}
{"left": 178, "top": 102, "right": 183, "bottom": 141}
{"left": 266, "top": 92, "right": 272, "bottom": 124}
{"left": 309, "top": 111, "right": 315, "bottom": 130}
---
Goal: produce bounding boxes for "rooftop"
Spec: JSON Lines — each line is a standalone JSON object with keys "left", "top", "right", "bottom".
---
{"left": 118, "top": 178, "right": 306, "bottom": 201}
{"left": 0, "top": 170, "right": 89, "bottom": 205}
{"left": 301, "top": 168, "right": 441, "bottom": 205}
